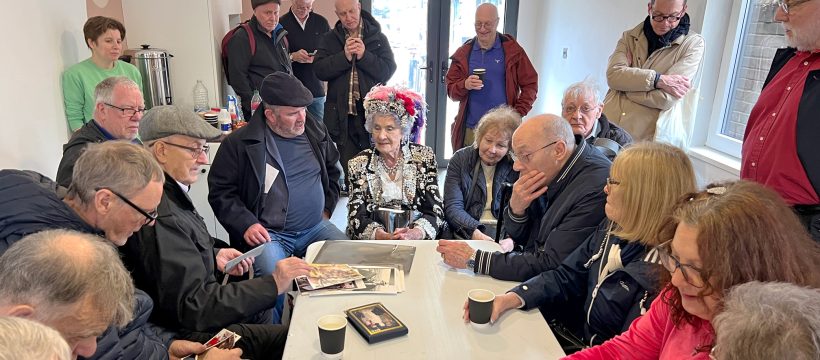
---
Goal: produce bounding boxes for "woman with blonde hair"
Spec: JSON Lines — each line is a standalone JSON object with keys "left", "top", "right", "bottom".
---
{"left": 566, "top": 181, "right": 820, "bottom": 359}
{"left": 471, "top": 142, "right": 697, "bottom": 350}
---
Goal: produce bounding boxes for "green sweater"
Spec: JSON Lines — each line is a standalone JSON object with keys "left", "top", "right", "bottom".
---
{"left": 61, "top": 59, "right": 143, "bottom": 131}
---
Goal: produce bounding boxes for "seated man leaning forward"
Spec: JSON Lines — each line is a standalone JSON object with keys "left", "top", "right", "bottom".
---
{"left": 346, "top": 85, "right": 445, "bottom": 240}
{"left": 437, "top": 114, "right": 611, "bottom": 282}
{"left": 443, "top": 105, "right": 520, "bottom": 248}
{"left": 122, "top": 105, "right": 311, "bottom": 360}
{"left": 209, "top": 71, "right": 344, "bottom": 276}
{"left": 561, "top": 79, "right": 633, "bottom": 159}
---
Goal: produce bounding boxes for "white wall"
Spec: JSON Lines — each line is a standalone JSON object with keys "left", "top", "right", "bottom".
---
{"left": 0, "top": 0, "right": 87, "bottom": 177}
{"left": 517, "top": 0, "right": 705, "bottom": 116}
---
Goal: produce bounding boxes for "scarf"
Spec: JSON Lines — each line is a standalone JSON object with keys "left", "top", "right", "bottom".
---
{"left": 346, "top": 21, "right": 363, "bottom": 115}
{"left": 643, "top": 13, "right": 691, "bottom": 57}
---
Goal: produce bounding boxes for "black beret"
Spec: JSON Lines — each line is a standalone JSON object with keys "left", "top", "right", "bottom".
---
{"left": 259, "top": 72, "right": 313, "bottom": 108}
{"left": 251, "top": 0, "right": 279, "bottom": 10}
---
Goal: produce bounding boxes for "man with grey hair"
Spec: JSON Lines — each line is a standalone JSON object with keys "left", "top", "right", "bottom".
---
{"left": 0, "top": 143, "right": 239, "bottom": 359}
{"left": 712, "top": 281, "right": 820, "bottom": 360}
{"left": 603, "top": 0, "right": 704, "bottom": 145}
{"left": 562, "top": 79, "right": 633, "bottom": 159}
{"left": 0, "top": 316, "right": 71, "bottom": 360}
{"left": 438, "top": 114, "right": 610, "bottom": 285}
{"left": 280, "top": 0, "right": 331, "bottom": 120}
{"left": 0, "top": 229, "right": 134, "bottom": 359}
{"left": 124, "top": 105, "right": 310, "bottom": 358}
{"left": 210, "top": 72, "right": 343, "bottom": 322}
{"left": 56, "top": 76, "right": 145, "bottom": 187}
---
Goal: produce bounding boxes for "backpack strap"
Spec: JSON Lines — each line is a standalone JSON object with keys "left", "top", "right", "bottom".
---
{"left": 240, "top": 22, "right": 256, "bottom": 56}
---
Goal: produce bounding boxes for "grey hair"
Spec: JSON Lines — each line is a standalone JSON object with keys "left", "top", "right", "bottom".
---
{"left": 562, "top": 78, "right": 601, "bottom": 107}
{"left": 0, "top": 317, "right": 72, "bottom": 360}
{"left": 472, "top": 105, "right": 521, "bottom": 148}
{"left": 66, "top": 141, "right": 164, "bottom": 205}
{"left": 94, "top": 76, "right": 139, "bottom": 106}
{"left": 364, "top": 111, "right": 412, "bottom": 138}
{"left": 0, "top": 229, "right": 135, "bottom": 328}
{"left": 650, "top": 0, "right": 687, "bottom": 5}
{"left": 712, "top": 281, "right": 820, "bottom": 360}
{"left": 544, "top": 114, "right": 576, "bottom": 147}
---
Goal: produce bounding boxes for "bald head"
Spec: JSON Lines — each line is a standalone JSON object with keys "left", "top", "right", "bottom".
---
{"left": 335, "top": 0, "right": 361, "bottom": 31}
{"left": 476, "top": 3, "right": 499, "bottom": 18}
{"left": 475, "top": 3, "right": 500, "bottom": 49}
{"left": 516, "top": 114, "right": 575, "bottom": 146}
{"left": 511, "top": 114, "right": 576, "bottom": 181}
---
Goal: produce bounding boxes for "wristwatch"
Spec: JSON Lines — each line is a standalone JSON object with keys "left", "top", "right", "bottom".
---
{"left": 466, "top": 251, "right": 478, "bottom": 272}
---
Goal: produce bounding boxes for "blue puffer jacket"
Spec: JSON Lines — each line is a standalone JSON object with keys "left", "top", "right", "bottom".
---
{"left": 0, "top": 170, "right": 175, "bottom": 360}
{"left": 444, "top": 146, "right": 518, "bottom": 238}
{"left": 509, "top": 219, "right": 663, "bottom": 346}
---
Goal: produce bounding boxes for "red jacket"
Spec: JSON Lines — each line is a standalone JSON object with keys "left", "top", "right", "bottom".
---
{"left": 446, "top": 34, "right": 538, "bottom": 150}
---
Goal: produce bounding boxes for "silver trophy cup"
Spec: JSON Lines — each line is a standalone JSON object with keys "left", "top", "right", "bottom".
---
{"left": 377, "top": 208, "right": 412, "bottom": 233}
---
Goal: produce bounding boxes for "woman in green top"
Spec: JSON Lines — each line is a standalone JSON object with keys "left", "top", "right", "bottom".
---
{"left": 62, "top": 16, "right": 143, "bottom": 131}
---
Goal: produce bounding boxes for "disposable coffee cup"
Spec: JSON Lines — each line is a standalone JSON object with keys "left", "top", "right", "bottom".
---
{"left": 472, "top": 68, "right": 486, "bottom": 82}
{"left": 468, "top": 289, "right": 495, "bottom": 329}
{"left": 317, "top": 315, "right": 347, "bottom": 359}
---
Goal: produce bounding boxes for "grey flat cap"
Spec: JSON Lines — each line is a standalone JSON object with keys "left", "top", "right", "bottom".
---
{"left": 139, "top": 105, "right": 223, "bottom": 142}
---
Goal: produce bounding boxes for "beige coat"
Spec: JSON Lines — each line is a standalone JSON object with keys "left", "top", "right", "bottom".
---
{"left": 603, "top": 22, "right": 705, "bottom": 144}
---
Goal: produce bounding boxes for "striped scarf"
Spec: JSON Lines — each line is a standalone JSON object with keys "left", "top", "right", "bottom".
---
{"left": 346, "top": 22, "right": 363, "bottom": 115}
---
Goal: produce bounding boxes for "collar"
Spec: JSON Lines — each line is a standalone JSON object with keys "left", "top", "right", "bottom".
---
{"left": 176, "top": 180, "right": 190, "bottom": 193}
{"left": 473, "top": 33, "right": 501, "bottom": 51}
{"left": 588, "top": 119, "right": 601, "bottom": 140}
{"left": 92, "top": 120, "right": 116, "bottom": 140}
{"left": 296, "top": 12, "right": 310, "bottom": 27}
{"left": 553, "top": 135, "right": 587, "bottom": 185}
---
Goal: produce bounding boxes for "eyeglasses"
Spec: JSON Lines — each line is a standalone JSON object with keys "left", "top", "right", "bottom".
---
{"left": 657, "top": 240, "right": 707, "bottom": 288}
{"left": 562, "top": 105, "right": 596, "bottom": 115}
{"left": 606, "top": 177, "right": 621, "bottom": 187}
{"left": 104, "top": 103, "right": 146, "bottom": 118}
{"left": 777, "top": 0, "right": 812, "bottom": 14}
{"left": 510, "top": 140, "right": 559, "bottom": 164}
{"left": 161, "top": 141, "right": 210, "bottom": 159}
{"left": 650, "top": 12, "right": 684, "bottom": 23}
{"left": 96, "top": 187, "right": 158, "bottom": 225}
{"left": 474, "top": 21, "right": 497, "bottom": 30}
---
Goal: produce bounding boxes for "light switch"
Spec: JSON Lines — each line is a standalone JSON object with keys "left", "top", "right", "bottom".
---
{"left": 562, "top": 48, "right": 568, "bottom": 59}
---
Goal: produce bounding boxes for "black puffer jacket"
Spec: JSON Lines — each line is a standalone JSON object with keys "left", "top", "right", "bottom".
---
{"left": 313, "top": 10, "right": 396, "bottom": 147}
{"left": 0, "top": 170, "right": 174, "bottom": 360}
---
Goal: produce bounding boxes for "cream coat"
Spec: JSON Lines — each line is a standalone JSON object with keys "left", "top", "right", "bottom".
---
{"left": 603, "top": 22, "right": 705, "bottom": 145}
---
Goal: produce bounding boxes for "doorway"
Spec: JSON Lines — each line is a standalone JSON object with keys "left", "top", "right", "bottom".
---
{"left": 366, "top": 0, "right": 518, "bottom": 166}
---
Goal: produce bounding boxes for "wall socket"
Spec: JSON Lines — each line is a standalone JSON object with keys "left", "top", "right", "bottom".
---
{"left": 562, "top": 47, "right": 569, "bottom": 59}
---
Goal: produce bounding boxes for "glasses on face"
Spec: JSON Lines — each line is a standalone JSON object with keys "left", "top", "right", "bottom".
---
{"left": 562, "top": 105, "right": 596, "bottom": 115}
{"left": 510, "top": 140, "right": 559, "bottom": 164}
{"left": 777, "top": 0, "right": 812, "bottom": 14}
{"left": 104, "top": 103, "right": 145, "bottom": 118}
{"left": 650, "top": 11, "right": 684, "bottom": 23}
{"left": 657, "top": 240, "right": 707, "bottom": 288}
{"left": 474, "top": 21, "right": 497, "bottom": 30}
{"left": 606, "top": 177, "right": 621, "bottom": 187}
{"left": 162, "top": 141, "right": 210, "bottom": 159}
{"left": 96, "top": 187, "right": 158, "bottom": 225}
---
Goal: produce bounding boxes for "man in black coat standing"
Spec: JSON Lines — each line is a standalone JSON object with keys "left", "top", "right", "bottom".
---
{"left": 313, "top": 0, "right": 396, "bottom": 179}
{"left": 280, "top": 0, "right": 331, "bottom": 120}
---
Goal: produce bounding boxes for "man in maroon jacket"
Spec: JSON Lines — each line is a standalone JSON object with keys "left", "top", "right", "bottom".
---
{"left": 445, "top": 3, "right": 538, "bottom": 151}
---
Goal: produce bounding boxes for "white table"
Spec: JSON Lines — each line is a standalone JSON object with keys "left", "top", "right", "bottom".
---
{"left": 282, "top": 240, "right": 566, "bottom": 359}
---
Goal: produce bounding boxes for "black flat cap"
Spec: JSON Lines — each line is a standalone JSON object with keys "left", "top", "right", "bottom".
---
{"left": 251, "top": 0, "right": 279, "bottom": 10}
{"left": 259, "top": 72, "right": 313, "bottom": 108}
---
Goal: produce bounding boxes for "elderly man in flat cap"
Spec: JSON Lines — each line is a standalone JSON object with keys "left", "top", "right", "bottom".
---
{"left": 121, "top": 105, "right": 312, "bottom": 358}
{"left": 209, "top": 72, "right": 344, "bottom": 320}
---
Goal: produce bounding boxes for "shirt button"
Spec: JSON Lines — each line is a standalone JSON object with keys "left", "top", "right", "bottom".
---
{"left": 751, "top": 162, "right": 757, "bottom": 167}
{"left": 522, "top": 285, "right": 529, "bottom": 291}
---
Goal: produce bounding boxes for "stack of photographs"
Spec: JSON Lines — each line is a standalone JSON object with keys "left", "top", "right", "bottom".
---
{"left": 294, "top": 264, "right": 365, "bottom": 291}
{"left": 297, "top": 264, "right": 406, "bottom": 296}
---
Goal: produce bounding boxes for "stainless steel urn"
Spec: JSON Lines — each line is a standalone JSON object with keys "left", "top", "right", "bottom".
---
{"left": 129, "top": 44, "right": 173, "bottom": 108}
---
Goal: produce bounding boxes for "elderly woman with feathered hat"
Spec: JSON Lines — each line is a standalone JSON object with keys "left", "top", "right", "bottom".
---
{"left": 346, "top": 85, "right": 445, "bottom": 240}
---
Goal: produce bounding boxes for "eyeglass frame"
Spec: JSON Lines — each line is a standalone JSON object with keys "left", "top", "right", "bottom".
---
{"left": 158, "top": 141, "right": 210, "bottom": 159}
{"left": 474, "top": 19, "right": 498, "bottom": 30}
{"left": 510, "top": 140, "right": 559, "bottom": 164}
{"left": 656, "top": 240, "right": 708, "bottom": 288}
{"left": 104, "top": 103, "right": 146, "bottom": 118}
{"left": 561, "top": 104, "right": 598, "bottom": 115}
{"left": 95, "top": 187, "right": 158, "bottom": 224}
{"left": 777, "top": 0, "right": 812, "bottom": 14}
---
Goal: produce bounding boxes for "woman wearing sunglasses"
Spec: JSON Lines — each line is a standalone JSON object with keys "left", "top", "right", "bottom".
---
{"left": 474, "top": 142, "right": 696, "bottom": 350}
{"left": 565, "top": 180, "right": 820, "bottom": 359}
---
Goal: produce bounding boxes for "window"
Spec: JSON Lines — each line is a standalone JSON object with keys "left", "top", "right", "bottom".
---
{"left": 706, "top": 0, "right": 785, "bottom": 157}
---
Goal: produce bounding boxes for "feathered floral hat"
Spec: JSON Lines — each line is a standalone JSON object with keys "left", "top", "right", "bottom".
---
{"left": 363, "top": 85, "right": 427, "bottom": 143}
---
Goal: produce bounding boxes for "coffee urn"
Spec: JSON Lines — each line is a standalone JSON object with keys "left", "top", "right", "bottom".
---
{"left": 127, "top": 44, "right": 173, "bottom": 108}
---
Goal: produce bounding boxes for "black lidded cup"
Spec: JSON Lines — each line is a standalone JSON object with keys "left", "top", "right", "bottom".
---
{"left": 468, "top": 289, "right": 495, "bottom": 329}
{"left": 317, "top": 314, "right": 347, "bottom": 359}
{"left": 472, "top": 68, "right": 486, "bottom": 82}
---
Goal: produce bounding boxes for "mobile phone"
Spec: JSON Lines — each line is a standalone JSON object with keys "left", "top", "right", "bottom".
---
{"left": 308, "top": 50, "right": 318, "bottom": 56}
